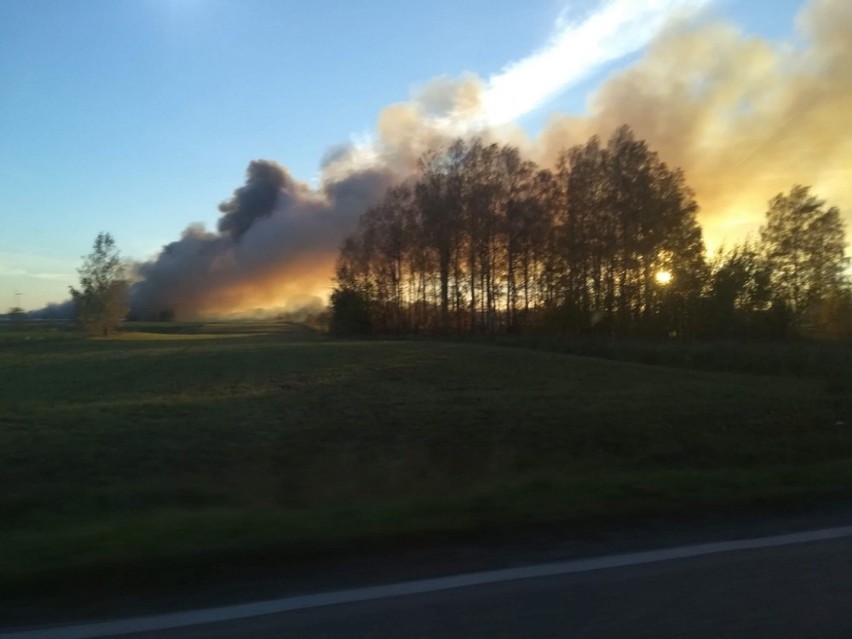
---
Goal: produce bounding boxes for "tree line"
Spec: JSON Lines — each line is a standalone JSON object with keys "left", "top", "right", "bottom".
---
{"left": 332, "top": 125, "right": 850, "bottom": 340}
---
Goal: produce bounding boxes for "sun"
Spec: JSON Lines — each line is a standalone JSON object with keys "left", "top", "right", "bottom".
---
{"left": 655, "top": 270, "right": 673, "bottom": 285}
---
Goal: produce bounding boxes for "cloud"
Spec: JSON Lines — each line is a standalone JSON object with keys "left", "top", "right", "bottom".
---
{"left": 51, "top": 0, "right": 851, "bottom": 319}
{"left": 29, "top": 272, "right": 72, "bottom": 282}
{"left": 0, "top": 253, "right": 75, "bottom": 281}
{"left": 533, "top": 0, "right": 852, "bottom": 250}
{"left": 481, "top": 0, "right": 712, "bottom": 125}
{"left": 356, "top": 0, "right": 716, "bottom": 168}
{"left": 129, "top": 161, "right": 398, "bottom": 319}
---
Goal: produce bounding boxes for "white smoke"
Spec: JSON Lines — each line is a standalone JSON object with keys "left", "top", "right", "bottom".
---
{"left": 481, "top": 0, "right": 712, "bottom": 125}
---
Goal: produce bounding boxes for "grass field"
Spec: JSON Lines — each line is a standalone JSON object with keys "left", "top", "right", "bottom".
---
{"left": 2, "top": 321, "right": 852, "bottom": 597}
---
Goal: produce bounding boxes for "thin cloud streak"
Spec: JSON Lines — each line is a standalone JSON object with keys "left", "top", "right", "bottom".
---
{"left": 0, "top": 266, "right": 71, "bottom": 282}
{"left": 482, "top": 0, "right": 712, "bottom": 125}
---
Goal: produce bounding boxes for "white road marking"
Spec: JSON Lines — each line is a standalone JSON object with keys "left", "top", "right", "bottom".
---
{"left": 6, "top": 523, "right": 852, "bottom": 639}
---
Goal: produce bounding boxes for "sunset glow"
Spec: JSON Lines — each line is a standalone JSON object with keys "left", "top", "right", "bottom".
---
{"left": 3, "top": 0, "right": 849, "bottom": 318}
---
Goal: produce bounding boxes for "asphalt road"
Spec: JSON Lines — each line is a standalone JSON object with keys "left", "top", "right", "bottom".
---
{"left": 8, "top": 526, "right": 852, "bottom": 639}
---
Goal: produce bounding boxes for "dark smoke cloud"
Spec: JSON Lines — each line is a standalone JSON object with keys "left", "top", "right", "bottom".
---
{"left": 217, "top": 160, "right": 303, "bottom": 240}
{"left": 28, "top": 299, "right": 75, "bottom": 320}
{"left": 129, "top": 161, "right": 397, "bottom": 319}
{"left": 126, "top": 75, "right": 483, "bottom": 320}
{"left": 49, "top": 0, "right": 849, "bottom": 321}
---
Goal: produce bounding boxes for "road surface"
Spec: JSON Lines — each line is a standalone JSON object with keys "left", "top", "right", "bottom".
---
{"left": 6, "top": 525, "right": 852, "bottom": 638}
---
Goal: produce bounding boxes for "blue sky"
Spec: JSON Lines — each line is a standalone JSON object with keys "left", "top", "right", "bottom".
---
{"left": 1, "top": 0, "right": 807, "bottom": 310}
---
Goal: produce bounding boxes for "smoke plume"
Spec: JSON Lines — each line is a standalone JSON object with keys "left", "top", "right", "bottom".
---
{"left": 130, "top": 162, "right": 396, "bottom": 319}
{"left": 534, "top": 0, "right": 852, "bottom": 250}
{"left": 124, "top": 0, "right": 850, "bottom": 319}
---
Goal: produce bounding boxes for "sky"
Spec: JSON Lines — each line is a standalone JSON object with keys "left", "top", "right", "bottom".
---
{"left": 0, "top": 0, "right": 833, "bottom": 312}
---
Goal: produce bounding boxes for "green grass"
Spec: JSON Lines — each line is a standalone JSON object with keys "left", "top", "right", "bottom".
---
{"left": 484, "top": 333, "right": 852, "bottom": 380}
{"left": 2, "top": 321, "right": 852, "bottom": 596}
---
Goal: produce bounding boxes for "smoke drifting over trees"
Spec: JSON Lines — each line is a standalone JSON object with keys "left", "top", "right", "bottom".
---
{"left": 536, "top": 0, "right": 852, "bottom": 245}
{"left": 70, "top": 0, "right": 849, "bottom": 323}
{"left": 333, "top": 132, "right": 849, "bottom": 340}
{"left": 128, "top": 161, "right": 396, "bottom": 319}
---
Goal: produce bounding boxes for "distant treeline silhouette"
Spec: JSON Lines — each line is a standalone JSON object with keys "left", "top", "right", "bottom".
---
{"left": 332, "top": 125, "right": 850, "bottom": 340}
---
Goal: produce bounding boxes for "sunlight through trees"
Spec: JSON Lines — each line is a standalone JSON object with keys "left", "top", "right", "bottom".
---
{"left": 332, "top": 127, "right": 849, "bottom": 340}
